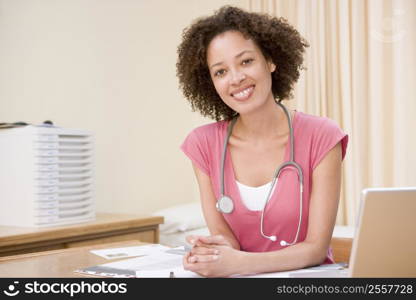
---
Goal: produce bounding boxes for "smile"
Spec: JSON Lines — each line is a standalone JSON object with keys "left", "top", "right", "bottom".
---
{"left": 231, "top": 85, "right": 255, "bottom": 101}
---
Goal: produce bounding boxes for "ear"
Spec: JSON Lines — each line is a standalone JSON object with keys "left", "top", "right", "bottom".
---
{"left": 268, "top": 61, "right": 276, "bottom": 73}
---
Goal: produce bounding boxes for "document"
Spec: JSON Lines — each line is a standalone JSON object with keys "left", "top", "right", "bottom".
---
{"left": 136, "top": 267, "right": 202, "bottom": 278}
{"left": 239, "top": 263, "right": 348, "bottom": 278}
{"left": 90, "top": 244, "right": 170, "bottom": 259}
{"left": 76, "top": 245, "right": 197, "bottom": 278}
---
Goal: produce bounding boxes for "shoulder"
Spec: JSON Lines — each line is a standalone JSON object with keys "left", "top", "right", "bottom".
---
{"left": 295, "top": 111, "right": 348, "bottom": 165}
{"left": 180, "top": 120, "right": 228, "bottom": 176}
{"left": 181, "top": 120, "right": 227, "bottom": 152}
{"left": 295, "top": 111, "right": 343, "bottom": 137}
{"left": 186, "top": 120, "right": 227, "bottom": 141}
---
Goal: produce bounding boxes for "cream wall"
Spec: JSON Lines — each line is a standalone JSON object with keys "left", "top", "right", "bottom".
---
{"left": 0, "top": 0, "right": 247, "bottom": 215}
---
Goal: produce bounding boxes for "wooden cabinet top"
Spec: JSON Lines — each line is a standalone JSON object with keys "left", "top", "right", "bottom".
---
{"left": 0, "top": 213, "right": 164, "bottom": 248}
{"left": 0, "top": 240, "right": 147, "bottom": 277}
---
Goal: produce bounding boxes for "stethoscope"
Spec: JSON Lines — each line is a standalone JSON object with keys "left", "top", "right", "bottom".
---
{"left": 216, "top": 100, "right": 304, "bottom": 247}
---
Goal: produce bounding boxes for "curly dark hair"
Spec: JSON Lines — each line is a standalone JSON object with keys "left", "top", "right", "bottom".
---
{"left": 176, "top": 6, "right": 309, "bottom": 121}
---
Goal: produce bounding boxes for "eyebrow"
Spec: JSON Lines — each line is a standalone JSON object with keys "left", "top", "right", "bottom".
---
{"left": 209, "top": 50, "right": 255, "bottom": 69}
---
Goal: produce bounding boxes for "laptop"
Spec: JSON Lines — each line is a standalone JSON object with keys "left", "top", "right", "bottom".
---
{"left": 290, "top": 187, "right": 416, "bottom": 278}
{"left": 348, "top": 187, "right": 416, "bottom": 277}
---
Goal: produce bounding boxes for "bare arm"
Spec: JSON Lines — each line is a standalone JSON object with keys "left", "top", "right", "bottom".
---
{"left": 190, "top": 162, "right": 240, "bottom": 250}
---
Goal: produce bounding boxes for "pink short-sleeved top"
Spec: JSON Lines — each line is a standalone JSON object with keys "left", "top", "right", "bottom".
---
{"left": 180, "top": 111, "right": 348, "bottom": 264}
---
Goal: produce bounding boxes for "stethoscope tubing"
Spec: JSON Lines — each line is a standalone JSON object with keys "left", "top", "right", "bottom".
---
{"left": 218, "top": 100, "right": 304, "bottom": 246}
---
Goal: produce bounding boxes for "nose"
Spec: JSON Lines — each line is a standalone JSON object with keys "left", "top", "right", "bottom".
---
{"left": 230, "top": 69, "right": 246, "bottom": 85}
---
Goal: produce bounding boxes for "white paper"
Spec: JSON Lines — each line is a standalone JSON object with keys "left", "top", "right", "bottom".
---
{"left": 136, "top": 266, "right": 202, "bottom": 278}
{"left": 241, "top": 269, "right": 329, "bottom": 278}
{"left": 91, "top": 247, "right": 200, "bottom": 278}
{"left": 236, "top": 263, "right": 349, "bottom": 278}
{"left": 101, "top": 250, "right": 181, "bottom": 270}
{"left": 90, "top": 244, "right": 170, "bottom": 259}
{"left": 288, "top": 269, "right": 349, "bottom": 278}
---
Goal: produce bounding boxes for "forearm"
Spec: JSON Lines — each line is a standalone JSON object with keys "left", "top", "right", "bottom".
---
{"left": 235, "top": 241, "right": 327, "bottom": 276}
{"left": 223, "top": 234, "right": 240, "bottom": 250}
{"left": 209, "top": 228, "right": 241, "bottom": 250}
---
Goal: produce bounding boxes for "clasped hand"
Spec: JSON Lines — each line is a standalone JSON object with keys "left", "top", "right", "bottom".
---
{"left": 183, "top": 235, "right": 242, "bottom": 278}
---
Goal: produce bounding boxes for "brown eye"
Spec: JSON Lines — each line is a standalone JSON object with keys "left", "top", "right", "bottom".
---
{"left": 242, "top": 58, "right": 254, "bottom": 65}
{"left": 214, "top": 69, "right": 226, "bottom": 77}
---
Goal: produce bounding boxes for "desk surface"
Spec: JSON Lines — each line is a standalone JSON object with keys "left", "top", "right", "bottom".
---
{"left": 0, "top": 240, "right": 146, "bottom": 278}
{"left": 0, "top": 238, "right": 354, "bottom": 278}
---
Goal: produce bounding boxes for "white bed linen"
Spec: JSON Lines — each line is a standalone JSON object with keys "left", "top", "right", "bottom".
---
{"left": 159, "top": 227, "right": 210, "bottom": 248}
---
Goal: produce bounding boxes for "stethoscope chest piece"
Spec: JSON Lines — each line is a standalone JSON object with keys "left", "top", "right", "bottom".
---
{"left": 216, "top": 195, "right": 234, "bottom": 214}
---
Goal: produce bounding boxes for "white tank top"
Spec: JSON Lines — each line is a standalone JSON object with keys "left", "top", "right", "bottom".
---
{"left": 236, "top": 180, "right": 277, "bottom": 211}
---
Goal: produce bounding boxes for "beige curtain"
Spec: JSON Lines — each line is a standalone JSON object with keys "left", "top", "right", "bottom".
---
{"left": 245, "top": 0, "right": 416, "bottom": 226}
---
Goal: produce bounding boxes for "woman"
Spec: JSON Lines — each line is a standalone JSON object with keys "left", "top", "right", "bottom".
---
{"left": 176, "top": 6, "right": 348, "bottom": 277}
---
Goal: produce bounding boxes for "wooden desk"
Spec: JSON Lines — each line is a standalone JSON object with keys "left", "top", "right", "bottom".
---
{"left": 0, "top": 238, "right": 353, "bottom": 278}
{"left": 330, "top": 237, "right": 353, "bottom": 264}
{"left": 0, "top": 240, "right": 145, "bottom": 277}
{"left": 0, "top": 213, "right": 164, "bottom": 257}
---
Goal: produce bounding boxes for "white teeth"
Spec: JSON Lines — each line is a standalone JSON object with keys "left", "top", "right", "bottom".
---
{"left": 233, "top": 86, "right": 253, "bottom": 99}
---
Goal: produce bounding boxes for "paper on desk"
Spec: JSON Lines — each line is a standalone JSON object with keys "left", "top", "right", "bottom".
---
{"left": 287, "top": 263, "right": 349, "bottom": 278}
{"left": 135, "top": 264, "right": 345, "bottom": 278}
{"left": 77, "top": 246, "right": 193, "bottom": 278}
{"left": 136, "top": 266, "right": 202, "bottom": 278}
{"left": 103, "top": 250, "right": 180, "bottom": 269}
{"left": 90, "top": 244, "right": 170, "bottom": 259}
{"left": 237, "top": 263, "right": 348, "bottom": 278}
{"left": 239, "top": 269, "right": 330, "bottom": 278}
{"left": 137, "top": 261, "right": 345, "bottom": 278}
{"left": 100, "top": 248, "right": 200, "bottom": 278}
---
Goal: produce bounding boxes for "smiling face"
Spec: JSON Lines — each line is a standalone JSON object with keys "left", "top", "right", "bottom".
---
{"left": 207, "top": 30, "right": 276, "bottom": 116}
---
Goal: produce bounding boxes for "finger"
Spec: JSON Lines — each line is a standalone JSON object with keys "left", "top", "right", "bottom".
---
{"left": 185, "top": 235, "right": 197, "bottom": 245}
{"left": 191, "top": 254, "right": 219, "bottom": 263}
{"left": 191, "top": 246, "right": 219, "bottom": 256}
{"left": 198, "top": 235, "right": 228, "bottom": 245}
{"left": 190, "top": 238, "right": 213, "bottom": 249}
{"left": 188, "top": 255, "right": 197, "bottom": 263}
{"left": 183, "top": 253, "right": 192, "bottom": 270}
{"left": 183, "top": 258, "right": 205, "bottom": 273}
{"left": 183, "top": 252, "right": 200, "bottom": 268}
{"left": 186, "top": 235, "right": 205, "bottom": 246}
